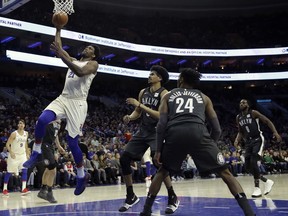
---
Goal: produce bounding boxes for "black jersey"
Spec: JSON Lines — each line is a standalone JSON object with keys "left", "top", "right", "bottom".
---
{"left": 42, "top": 122, "right": 60, "bottom": 144}
{"left": 167, "top": 88, "right": 205, "bottom": 128}
{"left": 237, "top": 110, "right": 262, "bottom": 140}
{"left": 140, "top": 87, "right": 165, "bottom": 131}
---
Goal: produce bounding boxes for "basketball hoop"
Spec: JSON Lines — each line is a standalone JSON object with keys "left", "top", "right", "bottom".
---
{"left": 53, "top": 0, "right": 74, "bottom": 15}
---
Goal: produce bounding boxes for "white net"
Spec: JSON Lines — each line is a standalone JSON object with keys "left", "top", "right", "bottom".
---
{"left": 53, "top": 0, "right": 74, "bottom": 15}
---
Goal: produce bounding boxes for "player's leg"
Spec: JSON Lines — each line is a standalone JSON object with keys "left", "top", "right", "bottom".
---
{"left": 17, "top": 154, "right": 30, "bottom": 195}
{"left": 149, "top": 129, "right": 180, "bottom": 215}
{"left": 218, "top": 168, "right": 255, "bottom": 216}
{"left": 3, "top": 156, "right": 15, "bottom": 196}
{"left": 23, "top": 110, "right": 56, "bottom": 168}
{"left": 38, "top": 144, "right": 57, "bottom": 202}
{"left": 196, "top": 129, "right": 255, "bottom": 216}
{"left": 140, "top": 166, "right": 170, "bottom": 216}
{"left": 253, "top": 137, "right": 274, "bottom": 196}
{"left": 65, "top": 100, "right": 88, "bottom": 195}
{"left": 142, "top": 148, "right": 152, "bottom": 188}
{"left": 141, "top": 127, "right": 185, "bottom": 216}
{"left": 2, "top": 172, "right": 11, "bottom": 197}
{"left": 118, "top": 134, "right": 145, "bottom": 212}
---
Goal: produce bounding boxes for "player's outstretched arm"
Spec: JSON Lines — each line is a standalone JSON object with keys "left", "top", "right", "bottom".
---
{"left": 234, "top": 115, "right": 243, "bottom": 147}
{"left": 252, "top": 110, "right": 282, "bottom": 142}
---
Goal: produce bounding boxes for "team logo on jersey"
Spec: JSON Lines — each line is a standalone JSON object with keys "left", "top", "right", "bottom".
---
{"left": 154, "top": 93, "right": 159, "bottom": 97}
{"left": 216, "top": 153, "right": 225, "bottom": 165}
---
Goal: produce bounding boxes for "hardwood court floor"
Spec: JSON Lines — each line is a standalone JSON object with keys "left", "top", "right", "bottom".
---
{"left": 0, "top": 174, "right": 287, "bottom": 216}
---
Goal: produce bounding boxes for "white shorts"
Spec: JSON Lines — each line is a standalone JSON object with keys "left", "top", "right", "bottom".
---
{"left": 45, "top": 95, "right": 87, "bottom": 138}
{"left": 7, "top": 154, "right": 27, "bottom": 175}
{"left": 142, "top": 147, "right": 152, "bottom": 163}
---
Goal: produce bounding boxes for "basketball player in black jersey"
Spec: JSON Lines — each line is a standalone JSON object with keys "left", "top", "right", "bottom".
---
{"left": 119, "top": 65, "right": 179, "bottom": 214}
{"left": 37, "top": 120, "right": 65, "bottom": 203}
{"left": 140, "top": 68, "right": 255, "bottom": 216}
{"left": 234, "top": 99, "right": 281, "bottom": 198}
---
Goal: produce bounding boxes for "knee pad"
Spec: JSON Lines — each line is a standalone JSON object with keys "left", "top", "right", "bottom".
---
{"left": 120, "top": 152, "right": 133, "bottom": 175}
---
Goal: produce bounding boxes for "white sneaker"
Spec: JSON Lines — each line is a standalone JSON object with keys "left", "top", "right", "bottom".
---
{"left": 264, "top": 179, "right": 274, "bottom": 195}
{"left": 252, "top": 187, "right": 262, "bottom": 198}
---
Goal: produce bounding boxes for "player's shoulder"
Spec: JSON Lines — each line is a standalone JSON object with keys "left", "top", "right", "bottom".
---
{"left": 160, "top": 88, "right": 169, "bottom": 96}
{"left": 9, "top": 130, "right": 17, "bottom": 138}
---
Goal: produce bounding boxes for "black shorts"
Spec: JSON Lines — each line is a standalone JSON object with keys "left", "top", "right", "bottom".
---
{"left": 161, "top": 122, "right": 226, "bottom": 173}
{"left": 244, "top": 135, "right": 265, "bottom": 159}
{"left": 41, "top": 142, "right": 56, "bottom": 167}
{"left": 124, "top": 128, "right": 156, "bottom": 160}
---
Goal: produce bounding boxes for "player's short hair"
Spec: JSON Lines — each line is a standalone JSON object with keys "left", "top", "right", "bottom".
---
{"left": 19, "top": 119, "right": 25, "bottom": 125}
{"left": 150, "top": 65, "right": 169, "bottom": 84}
{"left": 180, "top": 68, "right": 202, "bottom": 86}
{"left": 90, "top": 44, "right": 101, "bottom": 59}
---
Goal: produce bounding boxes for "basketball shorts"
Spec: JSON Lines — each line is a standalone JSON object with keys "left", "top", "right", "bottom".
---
{"left": 45, "top": 95, "right": 87, "bottom": 138}
{"left": 124, "top": 129, "right": 156, "bottom": 161}
{"left": 244, "top": 134, "right": 265, "bottom": 159}
{"left": 41, "top": 142, "right": 56, "bottom": 167}
{"left": 7, "top": 153, "right": 27, "bottom": 175}
{"left": 161, "top": 123, "right": 226, "bottom": 173}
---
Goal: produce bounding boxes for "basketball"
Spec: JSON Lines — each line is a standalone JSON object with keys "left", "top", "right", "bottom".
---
{"left": 52, "top": 11, "right": 68, "bottom": 27}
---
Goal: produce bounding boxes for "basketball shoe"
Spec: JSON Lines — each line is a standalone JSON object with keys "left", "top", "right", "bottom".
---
{"left": 119, "top": 194, "right": 140, "bottom": 212}
{"left": 264, "top": 179, "right": 274, "bottom": 195}
{"left": 21, "top": 188, "right": 31, "bottom": 196}
{"left": 74, "top": 174, "right": 88, "bottom": 195}
{"left": 165, "top": 195, "right": 180, "bottom": 214}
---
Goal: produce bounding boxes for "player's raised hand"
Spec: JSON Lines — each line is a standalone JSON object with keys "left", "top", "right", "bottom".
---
{"left": 123, "top": 115, "right": 131, "bottom": 124}
{"left": 50, "top": 41, "right": 64, "bottom": 58}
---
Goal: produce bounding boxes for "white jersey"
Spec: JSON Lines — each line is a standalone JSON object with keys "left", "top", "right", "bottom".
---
{"left": 61, "top": 60, "right": 96, "bottom": 100}
{"left": 10, "top": 130, "right": 28, "bottom": 155}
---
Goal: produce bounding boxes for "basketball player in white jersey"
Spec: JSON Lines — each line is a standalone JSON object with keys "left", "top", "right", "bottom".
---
{"left": 3, "top": 119, "right": 30, "bottom": 197}
{"left": 23, "top": 25, "right": 100, "bottom": 196}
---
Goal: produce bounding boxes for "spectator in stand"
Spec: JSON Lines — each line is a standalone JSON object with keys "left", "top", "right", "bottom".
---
{"left": 91, "top": 154, "right": 106, "bottom": 184}
{"left": 184, "top": 154, "right": 198, "bottom": 179}
{"left": 82, "top": 153, "right": 93, "bottom": 183}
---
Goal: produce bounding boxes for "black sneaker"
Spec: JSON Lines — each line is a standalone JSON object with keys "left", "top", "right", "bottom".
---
{"left": 119, "top": 194, "right": 140, "bottom": 212}
{"left": 165, "top": 195, "right": 180, "bottom": 214}
{"left": 139, "top": 205, "right": 152, "bottom": 216}
{"left": 46, "top": 191, "right": 57, "bottom": 203}
{"left": 37, "top": 188, "right": 48, "bottom": 200}
{"left": 140, "top": 211, "right": 151, "bottom": 216}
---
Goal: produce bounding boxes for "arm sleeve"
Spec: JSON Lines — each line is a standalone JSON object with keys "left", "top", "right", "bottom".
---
{"left": 208, "top": 117, "right": 221, "bottom": 142}
{"left": 156, "top": 113, "right": 168, "bottom": 152}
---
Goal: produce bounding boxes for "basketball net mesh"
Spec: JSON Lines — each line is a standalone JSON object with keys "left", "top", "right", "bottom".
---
{"left": 53, "top": 0, "right": 75, "bottom": 15}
